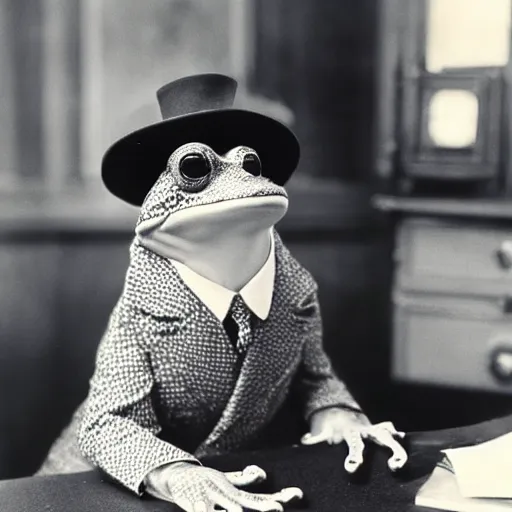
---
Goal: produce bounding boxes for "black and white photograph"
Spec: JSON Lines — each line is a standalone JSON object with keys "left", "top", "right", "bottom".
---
{"left": 0, "top": 1, "right": 512, "bottom": 511}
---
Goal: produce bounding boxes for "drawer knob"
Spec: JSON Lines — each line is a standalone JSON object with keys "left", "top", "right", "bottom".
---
{"left": 490, "top": 346, "right": 512, "bottom": 382}
{"left": 495, "top": 241, "right": 512, "bottom": 270}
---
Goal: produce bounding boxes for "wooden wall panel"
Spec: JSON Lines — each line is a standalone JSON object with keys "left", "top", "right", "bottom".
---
{"left": 251, "top": 0, "right": 378, "bottom": 183}
{"left": 42, "top": 0, "right": 82, "bottom": 185}
{"left": 0, "top": 237, "right": 132, "bottom": 477}
{"left": 34, "top": 240, "right": 131, "bottom": 470}
{"left": 0, "top": 243, "right": 61, "bottom": 476}
{"left": 286, "top": 234, "right": 394, "bottom": 420}
{"left": 0, "top": 0, "right": 17, "bottom": 186}
{"left": 10, "top": 0, "right": 44, "bottom": 180}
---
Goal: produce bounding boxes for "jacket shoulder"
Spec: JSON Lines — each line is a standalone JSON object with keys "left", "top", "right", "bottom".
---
{"left": 121, "top": 239, "right": 187, "bottom": 318}
{"left": 274, "top": 231, "right": 318, "bottom": 298}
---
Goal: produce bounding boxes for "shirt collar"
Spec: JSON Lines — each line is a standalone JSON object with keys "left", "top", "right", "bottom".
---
{"left": 171, "top": 233, "right": 275, "bottom": 322}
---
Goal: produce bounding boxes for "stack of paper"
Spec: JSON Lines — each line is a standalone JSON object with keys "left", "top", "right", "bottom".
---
{"left": 415, "top": 432, "right": 512, "bottom": 511}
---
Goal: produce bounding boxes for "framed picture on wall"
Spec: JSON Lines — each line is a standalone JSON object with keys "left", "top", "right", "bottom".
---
{"left": 374, "top": 0, "right": 512, "bottom": 197}
{"left": 400, "top": 69, "right": 503, "bottom": 182}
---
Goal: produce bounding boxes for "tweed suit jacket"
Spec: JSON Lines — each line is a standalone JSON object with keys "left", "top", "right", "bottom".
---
{"left": 38, "top": 232, "right": 361, "bottom": 494}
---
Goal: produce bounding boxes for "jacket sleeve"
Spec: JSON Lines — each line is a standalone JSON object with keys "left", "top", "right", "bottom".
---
{"left": 77, "top": 302, "right": 199, "bottom": 494}
{"left": 295, "top": 291, "right": 366, "bottom": 422}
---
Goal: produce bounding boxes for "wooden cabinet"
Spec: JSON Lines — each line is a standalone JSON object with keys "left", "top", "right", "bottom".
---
{"left": 376, "top": 196, "right": 512, "bottom": 394}
{"left": 396, "top": 219, "right": 512, "bottom": 293}
{"left": 393, "top": 289, "right": 512, "bottom": 392}
{"left": 370, "top": 1, "right": 512, "bottom": 428}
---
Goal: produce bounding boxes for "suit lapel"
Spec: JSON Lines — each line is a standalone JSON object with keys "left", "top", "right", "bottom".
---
{"left": 127, "top": 236, "right": 317, "bottom": 456}
{"left": 196, "top": 232, "right": 317, "bottom": 455}
{"left": 126, "top": 240, "right": 240, "bottom": 411}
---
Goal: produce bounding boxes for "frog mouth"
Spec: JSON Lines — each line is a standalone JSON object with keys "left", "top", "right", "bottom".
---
{"left": 136, "top": 194, "right": 288, "bottom": 238}
{"left": 178, "top": 194, "right": 289, "bottom": 219}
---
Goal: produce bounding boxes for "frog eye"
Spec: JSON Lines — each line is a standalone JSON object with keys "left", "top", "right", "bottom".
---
{"left": 242, "top": 153, "right": 262, "bottom": 176}
{"left": 179, "top": 153, "right": 212, "bottom": 181}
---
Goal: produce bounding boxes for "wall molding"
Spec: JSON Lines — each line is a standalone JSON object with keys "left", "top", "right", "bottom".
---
{"left": 0, "top": 181, "right": 378, "bottom": 238}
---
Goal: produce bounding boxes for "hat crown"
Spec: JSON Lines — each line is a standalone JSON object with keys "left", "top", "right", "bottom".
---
{"left": 156, "top": 73, "right": 238, "bottom": 119}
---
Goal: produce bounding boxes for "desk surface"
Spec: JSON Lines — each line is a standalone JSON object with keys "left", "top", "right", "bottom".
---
{"left": 2, "top": 414, "right": 512, "bottom": 512}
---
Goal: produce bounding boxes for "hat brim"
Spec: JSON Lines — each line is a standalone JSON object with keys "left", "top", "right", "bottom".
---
{"left": 101, "top": 109, "right": 300, "bottom": 206}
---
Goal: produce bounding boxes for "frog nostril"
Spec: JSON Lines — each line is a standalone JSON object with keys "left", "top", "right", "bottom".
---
{"left": 242, "top": 153, "right": 262, "bottom": 176}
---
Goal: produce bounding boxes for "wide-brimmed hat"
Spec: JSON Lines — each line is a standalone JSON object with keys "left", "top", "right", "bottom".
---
{"left": 101, "top": 73, "right": 300, "bottom": 206}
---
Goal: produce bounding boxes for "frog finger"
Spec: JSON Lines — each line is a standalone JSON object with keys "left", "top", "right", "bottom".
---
{"left": 344, "top": 431, "right": 365, "bottom": 473}
{"left": 273, "top": 487, "right": 304, "bottom": 503}
{"left": 235, "top": 487, "right": 303, "bottom": 511}
{"left": 249, "top": 487, "right": 303, "bottom": 504}
{"left": 301, "top": 430, "right": 331, "bottom": 445}
{"left": 371, "top": 421, "right": 406, "bottom": 438}
{"left": 387, "top": 446, "right": 408, "bottom": 472}
{"left": 224, "top": 465, "right": 267, "bottom": 487}
{"left": 209, "top": 491, "right": 243, "bottom": 512}
{"left": 364, "top": 428, "right": 408, "bottom": 471}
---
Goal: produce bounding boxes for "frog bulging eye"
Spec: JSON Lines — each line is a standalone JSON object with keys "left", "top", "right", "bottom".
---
{"left": 242, "top": 153, "right": 262, "bottom": 176}
{"left": 179, "top": 153, "right": 212, "bottom": 180}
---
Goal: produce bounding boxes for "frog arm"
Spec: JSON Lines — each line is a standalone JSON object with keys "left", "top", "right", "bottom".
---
{"left": 77, "top": 303, "right": 199, "bottom": 495}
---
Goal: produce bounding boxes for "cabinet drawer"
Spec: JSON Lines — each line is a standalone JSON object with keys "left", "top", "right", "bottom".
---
{"left": 397, "top": 219, "right": 512, "bottom": 289}
{"left": 393, "top": 292, "right": 512, "bottom": 393}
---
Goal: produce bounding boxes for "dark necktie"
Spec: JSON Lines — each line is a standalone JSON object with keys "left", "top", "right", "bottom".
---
{"left": 223, "top": 294, "right": 252, "bottom": 353}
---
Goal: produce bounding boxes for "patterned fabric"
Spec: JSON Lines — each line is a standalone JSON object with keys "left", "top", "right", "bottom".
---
{"left": 229, "top": 295, "right": 252, "bottom": 353}
{"left": 36, "top": 230, "right": 362, "bottom": 495}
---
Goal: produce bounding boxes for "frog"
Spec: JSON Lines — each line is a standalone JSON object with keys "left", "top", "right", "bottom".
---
{"left": 134, "top": 142, "right": 288, "bottom": 292}
{"left": 36, "top": 74, "right": 408, "bottom": 512}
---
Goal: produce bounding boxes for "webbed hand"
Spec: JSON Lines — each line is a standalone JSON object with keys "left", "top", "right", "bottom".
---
{"left": 146, "top": 461, "right": 303, "bottom": 512}
{"left": 301, "top": 408, "right": 407, "bottom": 473}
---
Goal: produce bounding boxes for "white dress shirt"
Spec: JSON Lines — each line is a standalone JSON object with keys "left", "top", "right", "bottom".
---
{"left": 171, "top": 234, "right": 275, "bottom": 322}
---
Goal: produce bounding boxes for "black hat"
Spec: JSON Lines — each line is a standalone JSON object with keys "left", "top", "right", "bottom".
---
{"left": 101, "top": 73, "right": 300, "bottom": 206}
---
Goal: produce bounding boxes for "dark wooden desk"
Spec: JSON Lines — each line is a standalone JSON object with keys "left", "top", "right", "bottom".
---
{"left": 2, "top": 415, "right": 512, "bottom": 512}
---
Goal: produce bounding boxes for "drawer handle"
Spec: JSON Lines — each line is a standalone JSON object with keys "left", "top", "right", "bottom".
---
{"left": 490, "top": 346, "right": 512, "bottom": 382}
{"left": 495, "top": 241, "right": 512, "bottom": 270}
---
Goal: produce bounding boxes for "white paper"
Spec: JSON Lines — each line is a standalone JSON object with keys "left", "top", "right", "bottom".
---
{"left": 443, "top": 432, "right": 512, "bottom": 499}
{"left": 415, "top": 465, "right": 512, "bottom": 512}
